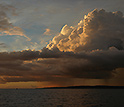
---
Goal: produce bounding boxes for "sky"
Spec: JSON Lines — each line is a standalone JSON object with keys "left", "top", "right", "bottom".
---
{"left": 0, "top": 0, "right": 124, "bottom": 88}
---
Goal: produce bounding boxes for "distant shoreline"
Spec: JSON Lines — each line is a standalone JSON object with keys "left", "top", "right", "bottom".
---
{"left": 1, "top": 86, "right": 124, "bottom": 90}
{"left": 36, "top": 86, "right": 124, "bottom": 89}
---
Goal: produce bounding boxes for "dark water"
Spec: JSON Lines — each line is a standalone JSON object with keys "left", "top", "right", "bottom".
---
{"left": 0, "top": 89, "right": 124, "bottom": 107}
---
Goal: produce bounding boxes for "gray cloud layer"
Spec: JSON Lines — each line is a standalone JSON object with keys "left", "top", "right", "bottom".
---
{"left": 0, "top": 47, "right": 124, "bottom": 84}
{"left": 0, "top": 9, "right": 124, "bottom": 85}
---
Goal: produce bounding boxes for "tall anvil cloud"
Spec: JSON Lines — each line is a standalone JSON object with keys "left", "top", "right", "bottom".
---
{"left": 47, "top": 9, "right": 124, "bottom": 52}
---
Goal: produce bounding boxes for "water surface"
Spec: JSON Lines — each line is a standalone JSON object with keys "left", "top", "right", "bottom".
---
{"left": 0, "top": 89, "right": 124, "bottom": 107}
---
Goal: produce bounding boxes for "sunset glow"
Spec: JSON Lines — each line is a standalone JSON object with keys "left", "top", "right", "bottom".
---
{"left": 0, "top": 0, "right": 124, "bottom": 89}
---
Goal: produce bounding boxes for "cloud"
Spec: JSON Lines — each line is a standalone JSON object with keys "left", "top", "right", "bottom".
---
{"left": 0, "top": 9, "right": 124, "bottom": 86}
{"left": 0, "top": 43, "right": 7, "bottom": 48}
{"left": 1, "top": 26, "right": 31, "bottom": 41}
{"left": 47, "top": 9, "right": 124, "bottom": 52}
{"left": 0, "top": 4, "right": 31, "bottom": 41}
{"left": 43, "top": 28, "right": 52, "bottom": 35}
{"left": 0, "top": 47, "right": 123, "bottom": 84}
{"left": 0, "top": 4, "right": 17, "bottom": 16}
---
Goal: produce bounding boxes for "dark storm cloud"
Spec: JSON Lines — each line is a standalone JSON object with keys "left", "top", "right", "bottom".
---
{"left": 62, "top": 49, "right": 124, "bottom": 79}
{"left": 0, "top": 9, "right": 124, "bottom": 84}
{"left": 0, "top": 48, "right": 74, "bottom": 61}
{"left": 0, "top": 48, "right": 123, "bottom": 83}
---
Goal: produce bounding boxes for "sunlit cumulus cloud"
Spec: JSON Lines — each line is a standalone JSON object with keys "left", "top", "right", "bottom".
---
{"left": 47, "top": 9, "right": 124, "bottom": 52}
{"left": 0, "top": 4, "right": 31, "bottom": 41}
{"left": 0, "top": 9, "right": 124, "bottom": 86}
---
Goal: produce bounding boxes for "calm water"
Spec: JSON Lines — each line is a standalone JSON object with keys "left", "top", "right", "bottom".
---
{"left": 0, "top": 89, "right": 124, "bottom": 107}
